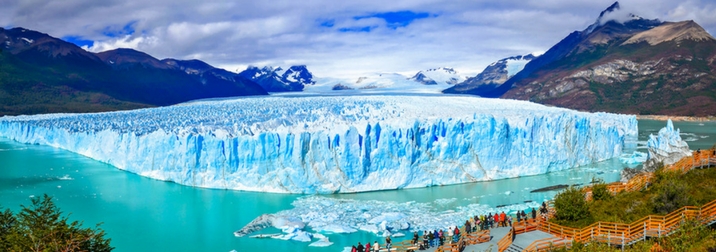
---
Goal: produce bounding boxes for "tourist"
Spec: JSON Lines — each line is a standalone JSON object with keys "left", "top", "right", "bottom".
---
{"left": 412, "top": 231, "right": 419, "bottom": 244}
{"left": 357, "top": 242, "right": 364, "bottom": 252}
{"left": 422, "top": 230, "right": 429, "bottom": 248}
{"left": 532, "top": 208, "right": 537, "bottom": 220}
{"left": 465, "top": 220, "right": 471, "bottom": 234}
{"left": 499, "top": 211, "right": 506, "bottom": 227}
{"left": 508, "top": 215, "right": 512, "bottom": 227}
{"left": 438, "top": 229, "right": 444, "bottom": 246}
{"left": 493, "top": 212, "right": 499, "bottom": 228}
{"left": 351, "top": 245, "right": 357, "bottom": 252}
{"left": 428, "top": 230, "right": 434, "bottom": 247}
{"left": 366, "top": 241, "right": 372, "bottom": 252}
{"left": 516, "top": 211, "right": 521, "bottom": 222}
{"left": 373, "top": 241, "right": 380, "bottom": 251}
{"left": 521, "top": 210, "right": 527, "bottom": 222}
{"left": 453, "top": 226, "right": 460, "bottom": 243}
{"left": 386, "top": 236, "right": 392, "bottom": 251}
{"left": 433, "top": 229, "right": 439, "bottom": 247}
{"left": 447, "top": 226, "right": 454, "bottom": 244}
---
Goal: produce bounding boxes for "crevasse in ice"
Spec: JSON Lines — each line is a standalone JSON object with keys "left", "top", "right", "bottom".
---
{"left": 0, "top": 95, "right": 638, "bottom": 193}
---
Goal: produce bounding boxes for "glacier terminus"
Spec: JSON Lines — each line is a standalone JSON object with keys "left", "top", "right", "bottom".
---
{"left": 0, "top": 95, "right": 638, "bottom": 193}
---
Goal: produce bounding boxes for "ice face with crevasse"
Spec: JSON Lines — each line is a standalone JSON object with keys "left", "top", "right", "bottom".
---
{"left": 0, "top": 95, "right": 637, "bottom": 193}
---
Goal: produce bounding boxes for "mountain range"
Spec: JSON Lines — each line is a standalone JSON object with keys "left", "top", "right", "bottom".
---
{"left": 444, "top": 54, "right": 537, "bottom": 94}
{"left": 2, "top": 1, "right": 716, "bottom": 116}
{"left": 445, "top": 1, "right": 716, "bottom": 116}
{"left": 237, "top": 65, "right": 315, "bottom": 92}
{"left": 0, "top": 27, "right": 266, "bottom": 116}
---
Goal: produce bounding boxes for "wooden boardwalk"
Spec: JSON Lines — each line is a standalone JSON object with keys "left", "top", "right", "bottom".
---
{"left": 521, "top": 149, "right": 716, "bottom": 251}
{"left": 390, "top": 149, "right": 716, "bottom": 252}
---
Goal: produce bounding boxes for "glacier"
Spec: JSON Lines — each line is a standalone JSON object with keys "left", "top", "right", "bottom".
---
{"left": 0, "top": 95, "right": 637, "bottom": 193}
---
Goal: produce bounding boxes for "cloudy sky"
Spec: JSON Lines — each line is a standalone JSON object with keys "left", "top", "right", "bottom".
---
{"left": 2, "top": 0, "right": 715, "bottom": 78}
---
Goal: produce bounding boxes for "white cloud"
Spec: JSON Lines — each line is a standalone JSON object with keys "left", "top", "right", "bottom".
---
{"left": 2, "top": 0, "right": 716, "bottom": 77}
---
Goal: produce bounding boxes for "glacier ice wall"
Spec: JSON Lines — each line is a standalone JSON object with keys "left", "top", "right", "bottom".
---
{"left": 0, "top": 95, "right": 638, "bottom": 193}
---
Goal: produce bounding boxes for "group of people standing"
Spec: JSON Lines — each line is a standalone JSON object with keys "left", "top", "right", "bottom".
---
{"left": 350, "top": 237, "right": 391, "bottom": 252}
{"left": 349, "top": 203, "right": 551, "bottom": 251}
{"left": 409, "top": 226, "right": 461, "bottom": 250}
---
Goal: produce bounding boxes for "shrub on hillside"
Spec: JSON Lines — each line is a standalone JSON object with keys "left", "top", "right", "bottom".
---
{"left": 651, "top": 169, "right": 693, "bottom": 214}
{"left": 591, "top": 178, "right": 612, "bottom": 201}
{"left": 553, "top": 186, "right": 591, "bottom": 225}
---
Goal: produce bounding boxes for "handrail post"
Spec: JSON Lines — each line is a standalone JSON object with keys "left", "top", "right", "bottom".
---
{"left": 658, "top": 223, "right": 661, "bottom": 238}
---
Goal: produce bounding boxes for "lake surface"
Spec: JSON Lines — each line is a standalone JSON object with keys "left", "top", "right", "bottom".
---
{"left": 0, "top": 119, "right": 713, "bottom": 251}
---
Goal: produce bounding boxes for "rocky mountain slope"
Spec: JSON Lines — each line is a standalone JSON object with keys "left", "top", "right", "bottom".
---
{"left": 443, "top": 54, "right": 536, "bottom": 94}
{"left": 0, "top": 27, "right": 267, "bottom": 116}
{"left": 408, "top": 67, "right": 464, "bottom": 85}
{"left": 502, "top": 18, "right": 716, "bottom": 116}
{"left": 237, "top": 65, "right": 315, "bottom": 92}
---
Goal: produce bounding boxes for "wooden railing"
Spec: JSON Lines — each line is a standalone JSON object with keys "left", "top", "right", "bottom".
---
{"left": 513, "top": 219, "right": 539, "bottom": 234}
{"left": 532, "top": 200, "right": 716, "bottom": 248}
{"left": 584, "top": 150, "right": 715, "bottom": 200}
{"left": 522, "top": 148, "right": 716, "bottom": 251}
{"left": 522, "top": 237, "right": 572, "bottom": 252}
{"left": 496, "top": 228, "right": 513, "bottom": 252}
{"left": 435, "top": 228, "right": 491, "bottom": 252}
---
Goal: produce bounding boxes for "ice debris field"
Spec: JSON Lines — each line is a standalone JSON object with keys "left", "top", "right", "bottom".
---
{"left": 235, "top": 195, "right": 546, "bottom": 247}
{"left": 0, "top": 95, "right": 638, "bottom": 193}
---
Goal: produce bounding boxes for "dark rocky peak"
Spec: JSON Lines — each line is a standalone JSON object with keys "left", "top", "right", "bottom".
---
{"left": 599, "top": 2, "right": 621, "bottom": 19}
{"left": 96, "top": 48, "right": 174, "bottom": 70}
{"left": 0, "top": 27, "right": 98, "bottom": 59}
{"left": 283, "top": 65, "right": 315, "bottom": 84}
{"left": 162, "top": 59, "right": 215, "bottom": 74}
{"left": 585, "top": 2, "right": 661, "bottom": 34}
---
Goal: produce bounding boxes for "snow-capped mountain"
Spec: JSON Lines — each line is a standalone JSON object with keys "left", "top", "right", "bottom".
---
{"left": 444, "top": 54, "right": 537, "bottom": 94}
{"left": 238, "top": 65, "right": 315, "bottom": 92}
{"left": 408, "top": 67, "right": 464, "bottom": 85}
{"left": 302, "top": 67, "right": 464, "bottom": 94}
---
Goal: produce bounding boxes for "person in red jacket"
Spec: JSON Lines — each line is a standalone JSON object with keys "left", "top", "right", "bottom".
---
{"left": 493, "top": 212, "right": 499, "bottom": 227}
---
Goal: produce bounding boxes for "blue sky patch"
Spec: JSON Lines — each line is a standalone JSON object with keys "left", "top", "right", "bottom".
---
{"left": 357, "top": 11, "right": 434, "bottom": 29}
{"left": 338, "top": 26, "right": 372, "bottom": 32}
{"left": 62, "top": 36, "right": 94, "bottom": 48}
{"left": 319, "top": 19, "right": 335, "bottom": 28}
{"left": 102, "top": 21, "right": 137, "bottom": 37}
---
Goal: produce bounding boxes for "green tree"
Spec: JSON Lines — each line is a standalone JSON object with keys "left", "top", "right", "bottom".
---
{"left": 591, "top": 178, "right": 612, "bottom": 201}
{"left": 553, "top": 186, "right": 591, "bottom": 225}
{"left": 0, "top": 195, "right": 113, "bottom": 252}
{"left": 650, "top": 168, "right": 693, "bottom": 214}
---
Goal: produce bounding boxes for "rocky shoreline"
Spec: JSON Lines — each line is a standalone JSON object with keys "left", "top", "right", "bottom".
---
{"left": 637, "top": 115, "right": 715, "bottom": 122}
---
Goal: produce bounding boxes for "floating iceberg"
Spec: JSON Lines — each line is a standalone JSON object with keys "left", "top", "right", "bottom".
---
{"left": 619, "top": 151, "right": 647, "bottom": 166}
{"left": 0, "top": 95, "right": 637, "bottom": 193}
{"left": 644, "top": 119, "right": 691, "bottom": 169}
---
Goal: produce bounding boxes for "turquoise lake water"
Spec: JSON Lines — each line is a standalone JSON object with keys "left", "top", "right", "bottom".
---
{"left": 0, "top": 119, "right": 714, "bottom": 251}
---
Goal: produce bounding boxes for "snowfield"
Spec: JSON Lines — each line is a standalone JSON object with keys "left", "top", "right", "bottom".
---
{"left": 0, "top": 95, "right": 638, "bottom": 193}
